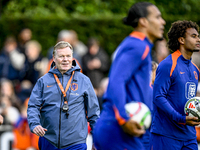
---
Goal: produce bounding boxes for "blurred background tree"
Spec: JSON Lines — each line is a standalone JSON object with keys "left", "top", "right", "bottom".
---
{"left": 0, "top": 0, "right": 137, "bottom": 18}
{"left": 0, "top": 0, "right": 200, "bottom": 56}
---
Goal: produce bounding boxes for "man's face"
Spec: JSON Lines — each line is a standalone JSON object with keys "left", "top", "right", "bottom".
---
{"left": 146, "top": 5, "right": 166, "bottom": 42}
{"left": 183, "top": 28, "right": 200, "bottom": 52}
{"left": 53, "top": 47, "right": 73, "bottom": 74}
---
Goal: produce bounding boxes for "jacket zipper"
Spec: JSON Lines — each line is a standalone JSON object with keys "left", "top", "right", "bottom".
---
{"left": 58, "top": 75, "right": 63, "bottom": 149}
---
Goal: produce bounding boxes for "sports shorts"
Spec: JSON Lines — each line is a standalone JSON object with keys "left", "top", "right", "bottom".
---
{"left": 93, "top": 118, "right": 145, "bottom": 150}
{"left": 149, "top": 133, "right": 198, "bottom": 150}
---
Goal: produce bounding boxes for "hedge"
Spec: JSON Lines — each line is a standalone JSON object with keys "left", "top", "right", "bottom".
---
{"left": 0, "top": 16, "right": 185, "bottom": 57}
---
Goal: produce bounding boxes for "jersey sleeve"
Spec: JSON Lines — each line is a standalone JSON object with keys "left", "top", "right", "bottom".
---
{"left": 106, "top": 44, "right": 148, "bottom": 125}
{"left": 153, "top": 60, "right": 186, "bottom": 123}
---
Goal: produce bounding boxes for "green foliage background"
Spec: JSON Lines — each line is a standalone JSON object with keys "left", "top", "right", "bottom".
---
{"left": 0, "top": 0, "right": 200, "bottom": 56}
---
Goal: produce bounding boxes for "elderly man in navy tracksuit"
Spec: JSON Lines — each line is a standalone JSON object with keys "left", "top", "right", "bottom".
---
{"left": 27, "top": 41, "right": 100, "bottom": 150}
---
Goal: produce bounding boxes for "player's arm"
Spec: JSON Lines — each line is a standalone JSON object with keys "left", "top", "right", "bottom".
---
{"left": 107, "top": 46, "right": 144, "bottom": 121}
{"left": 153, "top": 62, "right": 186, "bottom": 123}
{"left": 154, "top": 63, "right": 200, "bottom": 125}
{"left": 106, "top": 44, "right": 147, "bottom": 136}
{"left": 153, "top": 60, "right": 195, "bottom": 124}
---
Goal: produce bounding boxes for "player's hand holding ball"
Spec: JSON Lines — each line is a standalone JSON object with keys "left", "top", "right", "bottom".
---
{"left": 184, "top": 97, "right": 200, "bottom": 126}
{"left": 121, "top": 119, "right": 145, "bottom": 137}
{"left": 122, "top": 101, "right": 151, "bottom": 136}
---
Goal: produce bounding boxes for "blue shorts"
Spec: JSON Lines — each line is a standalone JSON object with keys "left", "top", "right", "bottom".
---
{"left": 149, "top": 133, "right": 198, "bottom": 150}
{"left": 38, "top": 136, "right": 87, "bottom": 150}
{"left": 93, "top": 118, "right": 145, "bottom": 150}
{"left": 141, "top": 128, "right": 150, "bottom": 150}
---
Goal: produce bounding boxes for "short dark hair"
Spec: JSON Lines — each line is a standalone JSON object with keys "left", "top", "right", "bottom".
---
{"left": 123, "top": 2, "right": 154, "bottom": 28}
{"left": 87, "top": 37, "right": 99, "bottom": 49}
{"left": 167, "top": 20, "right": 199, "bottom": 52}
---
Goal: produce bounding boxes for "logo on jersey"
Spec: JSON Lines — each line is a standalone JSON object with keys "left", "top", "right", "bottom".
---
{"left": 180, "top": 72, "right": 185, "bottom": 74}
{"left": 194, "top": 71, "right": 198, "bottom": 80}
{"left": 71, "top": 83, "right": 78, "bottom": 91}
{"left": 185, "top": 82, "right": 196, "bottom": 99}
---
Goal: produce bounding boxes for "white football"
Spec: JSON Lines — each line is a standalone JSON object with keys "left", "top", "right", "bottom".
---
{"left": 125, "top": 101, "right": 151, "bottom": 129}
{"left": 184, "top": 97, "right": 200, "bottom": 120}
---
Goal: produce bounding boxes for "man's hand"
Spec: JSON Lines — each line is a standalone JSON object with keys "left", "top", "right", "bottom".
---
{"left": 121, "top": 119, "right": 145, "bottom": 137}
{"left": 186, "top": 116, "right": 200, "bottom": 126}
{"left": 33, "top": 125, "right": 47, "bottom": 137}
